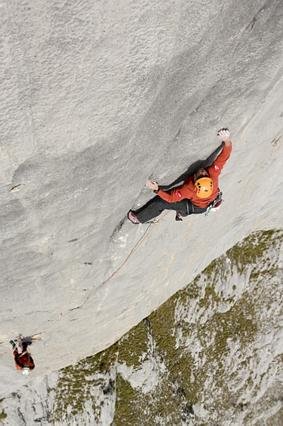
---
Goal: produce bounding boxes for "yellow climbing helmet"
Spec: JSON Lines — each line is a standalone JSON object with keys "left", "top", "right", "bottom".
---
{"left": 195, "top": 177, "right": 213, "bottom": 199}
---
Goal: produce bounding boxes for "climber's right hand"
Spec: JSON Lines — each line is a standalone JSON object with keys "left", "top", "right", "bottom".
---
{"left": 217, "top": 128, "right": 231, "bottom": 144}
{"left": 146, "top": 180, "right": 159, "bottom": 191}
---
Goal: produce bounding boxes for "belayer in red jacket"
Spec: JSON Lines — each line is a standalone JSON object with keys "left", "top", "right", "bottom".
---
{"left": 128, "top": 129, "right": 232, "bottom": 224}
{"left": 10, "top": 336, "right": 35, "bottom": 375}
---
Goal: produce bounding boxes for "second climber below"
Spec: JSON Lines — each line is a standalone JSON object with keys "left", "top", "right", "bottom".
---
{"left": 127, "top": 128, "right": 232, "bottom": 224}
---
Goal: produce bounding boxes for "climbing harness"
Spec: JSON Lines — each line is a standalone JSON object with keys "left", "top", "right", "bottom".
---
{"left": 175, "top": 192, "right": 223, "bottom": 221}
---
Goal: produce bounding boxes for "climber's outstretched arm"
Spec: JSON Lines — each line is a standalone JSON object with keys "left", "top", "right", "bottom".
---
{"left": 208, "top": 129, "right": 232, "bottom": 177}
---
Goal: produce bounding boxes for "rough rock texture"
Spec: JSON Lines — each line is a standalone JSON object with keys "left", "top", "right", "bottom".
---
{"left": 0, "top": 229, "right": 282, "bottom": 424}
{"left": 0, "top": 0, "right": 282, "bottom": 401}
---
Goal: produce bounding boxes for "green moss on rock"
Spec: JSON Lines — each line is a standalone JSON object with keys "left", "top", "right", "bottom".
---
{"left": 150, "top": 297, "right": 177, "bottom": 361}
{"left": 113, "top": 375, "right": 140, "bottom": 425}
{"left": 113, "top": 372, "right": 185, "bottom": 425}
{"left": 53, "top": 343, "right": 118, "bottom": 421}
{"left": 198, "top": 285, "right": 221, "bottom": 308}
{"left": 203, "top": 256, "right": 229, "bottom": 284}
{"left": 227, "top": 229, "right": 281, "bottom": 273}
{"left": 0, "top": 410, "right": 7, "bottom": 422}
{"left": 118, "top": 320, "right": 148, "bottom": 368}
{"left": 208, "top": 296, "right": 257, "bottom": 358}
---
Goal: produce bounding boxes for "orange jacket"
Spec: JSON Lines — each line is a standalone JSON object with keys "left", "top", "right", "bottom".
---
{"left": 157, "top": 143, "right": 232, "bottom": 208}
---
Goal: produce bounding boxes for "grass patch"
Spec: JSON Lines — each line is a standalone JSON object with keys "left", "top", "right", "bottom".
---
{"left": 0, "top": 410, "right": 7, "bottom": 422}
{"left": 118, "top": 320, "right": 148, "bottom": 368}
{"left": 113, "top": 375, "right": 140, "bottom": 425}
{"left": 53, "top": 343, "right": 118, "bottom": 421}
{"left": 227, "top": 229, "right": 281, "bottom": 273}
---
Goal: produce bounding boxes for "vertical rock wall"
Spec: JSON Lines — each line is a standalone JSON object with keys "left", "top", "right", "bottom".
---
{"left": 0, "top": 0, "right": 283, "bottom": 395}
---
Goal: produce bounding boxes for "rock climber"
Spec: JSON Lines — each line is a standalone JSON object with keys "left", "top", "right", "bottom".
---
{"left": 127, "top": 128, "right": 232, "bottom": 224}
{"left": 10, "top": 336, "right": 35, "bottom": 375}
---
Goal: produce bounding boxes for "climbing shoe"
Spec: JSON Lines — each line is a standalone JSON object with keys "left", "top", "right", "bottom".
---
{"left": 127, "top": 211, "right": 140, "bottom": 224}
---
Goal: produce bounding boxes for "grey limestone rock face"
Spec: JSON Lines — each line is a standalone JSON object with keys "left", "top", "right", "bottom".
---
{"left": 0, "top": 0, "right": 282, "bottom": 402}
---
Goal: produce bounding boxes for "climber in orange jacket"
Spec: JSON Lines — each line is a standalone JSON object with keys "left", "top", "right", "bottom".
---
{"left": 128, "top": 128, "right": 232, "bottom": 224}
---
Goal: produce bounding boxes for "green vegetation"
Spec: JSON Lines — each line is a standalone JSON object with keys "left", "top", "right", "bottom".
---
{"left": 53, "top": 229, "right": 282, "bottom": 424}
{"left": 113, "top": 375, "right": 140, "bottom": 425}
{"left": 227, "top": 229, "right": 281, "bottom": 273}
{"left": 0, "top": 410, "right": 7, "bottom": 422}
{"left": 53, "top": 343, "right": 118, "bottom": 421}
{"left": 204, "top": 296, "right": 257, "bottom": 358}
{"left": 118, "top": 320, "right": 148, "bottom": 368}
{"left": 198, "top": 285, "right": 221, "bottom": 308}
{"left": 202, "top": 256, "right": 229, "bottom": 284}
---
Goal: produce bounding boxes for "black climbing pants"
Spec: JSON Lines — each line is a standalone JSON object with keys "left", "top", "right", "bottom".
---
{"left": 134, "top": 196, "right": 207, "bottom": 223}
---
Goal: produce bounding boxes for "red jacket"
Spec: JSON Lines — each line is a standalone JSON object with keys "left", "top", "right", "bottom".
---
{"left": 13, "top": 348, "right": 35, "bottom": 370}
{"left": 157, "top": 143, "right": 232, "bottom": 208}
